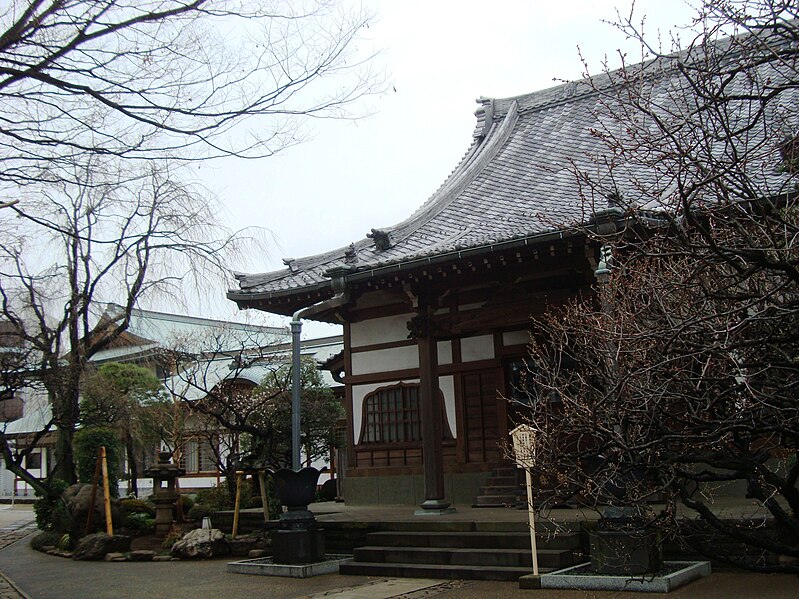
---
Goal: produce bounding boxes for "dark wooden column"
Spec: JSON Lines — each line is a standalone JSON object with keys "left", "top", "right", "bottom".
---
{"left": 411, "top": 305, "right": 454, "bottom": 514}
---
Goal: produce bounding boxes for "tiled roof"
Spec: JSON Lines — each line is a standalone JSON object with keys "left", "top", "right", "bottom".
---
{"left": 230, "top": 34, "right": 794, "bottom": 305}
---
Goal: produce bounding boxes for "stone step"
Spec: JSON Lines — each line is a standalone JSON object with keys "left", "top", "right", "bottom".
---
{"left": 365, "top": 531, "right": 581, "bottom": 551}
{"left": 479, "top": 485, "right": 523, "bottom": 496}
{"left": 353, "top": 546, "right": 576, "bottom": 569}
{"left": 486, "top": 476, "right": 518, "bottom": 486}
{"left": 492, "top": 467, "right": 519, "bottom": 478}
{"left": 473, "top": 494, "right": 521, "bottom": 507}
{"left": 339, "top": 560, "right": 541, "bottom": 581}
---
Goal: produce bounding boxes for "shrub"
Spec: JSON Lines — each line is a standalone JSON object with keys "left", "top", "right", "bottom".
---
{"left": 123, "top": 511, "right": 155, "bottom": 534}
{"left": 162, "top": 525, "right": 183, "bottom": 550}
{"left": 186, "top": 504, "right": 215, "bottom": 522}
{"left": 33, "top": 479, "right": 72, "bottom": 533}
{"left": 195, "top": 483, "right": 232, "bottom": 511}
{"left": 120, "top": 498, "right": 156, "bottom": 517}
{"left": 179, "top": 493, "right": 194, "bottom": 514}
{"left": 73, "top": 427, "right": 121, "bottom": 497}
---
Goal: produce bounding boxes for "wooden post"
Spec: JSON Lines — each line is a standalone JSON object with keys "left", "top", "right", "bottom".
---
{"left": 415, "top": 305, "right": 450, "bottom": 513}
{"left": 85, "top": 449, "right": 103, "bottom": 535}
{"left": 257, "top": 470, "right": 270, "bottom": 522}
{"left": 100, "top": 446, "right": 113, "bottom": 535}
{"left": 525, "top": 469, "right": 539, "bottom": 576}
{"left": 232, "top": 471, "right": 244, "bottom": 539}
{"left": 175, "top": 477, "right": 184, "bottom": 522}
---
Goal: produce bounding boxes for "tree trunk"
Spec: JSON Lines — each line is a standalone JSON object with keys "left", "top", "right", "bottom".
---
{"left": 53, "top": 425, "right": 77, "bottom": 484}
{"left": 126, "top": 434, "right": 138, "bottom": 497}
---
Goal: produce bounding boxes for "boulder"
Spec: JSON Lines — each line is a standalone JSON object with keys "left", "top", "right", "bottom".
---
{"left": 170, "top": 528, "right": 230, "bottom": 559}
{"left": 62, "top": 483, "right": 122, "bottom": 537}
{"left": 72, "top": 533, "right": 131, "bottom": 561}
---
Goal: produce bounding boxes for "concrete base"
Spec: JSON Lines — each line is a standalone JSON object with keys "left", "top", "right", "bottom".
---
{"left": 518, "top": 574, "right": 541, "bottom": 589}
{"left": 227, "top": 555, "right": 352, "bottom": 578}
{"left": 537, "top": 561, "right": 711, "bottom": 593}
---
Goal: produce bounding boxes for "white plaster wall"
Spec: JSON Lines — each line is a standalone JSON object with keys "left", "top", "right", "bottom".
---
{"left": 352, "top": 345, "right": 419, "bottom": 376}
{"left": 439, "top": 375, "right": 456, "bottom": 439}
{"left": 460, "top": 334, "right": 494, "bottom": 362}
{"left": 503, "top": 330, "right": 531, "bottom": 346}
{"left": 350, "top": 314, "right": 412, "bottom": 347}
{"left": 438, "top": 340, "right": 452, "bottom": 365}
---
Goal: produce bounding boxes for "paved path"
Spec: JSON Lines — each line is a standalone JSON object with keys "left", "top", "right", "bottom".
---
{"left": 1, "top": 505, "right": 797, "bottom": 599}
{"left": 0, "top": 506, "right": 36, "bottom": 599}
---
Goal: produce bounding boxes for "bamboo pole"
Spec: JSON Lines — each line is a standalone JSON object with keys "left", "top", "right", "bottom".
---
{"left": 232, "top": 471, "right": 244, "bottom": 540}
{"left": 100, "top": 446, "right": 113, "bottom": 535}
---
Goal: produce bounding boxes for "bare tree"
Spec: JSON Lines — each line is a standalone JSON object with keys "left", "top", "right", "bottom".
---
{"left": 0, "top": 0, "right": 376, "bottom": 498}
{"left": 162, "top": 327, "right": 341, "bottom": 475}
{"left": 0, "top": 159, "right": 251, "bottom": 488}
{"left": 517, "top": 1, "right": 799, "bottom": 572}
{"left": 0, "top": 0, "right": 379, "bottom": 191}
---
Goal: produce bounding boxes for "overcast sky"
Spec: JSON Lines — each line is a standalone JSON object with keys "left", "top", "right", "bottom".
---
{"left": 185, "top": 0, "right": 697, "bottom": 336}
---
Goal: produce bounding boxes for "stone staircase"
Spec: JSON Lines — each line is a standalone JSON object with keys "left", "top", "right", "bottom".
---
{"left": 472, "top": 465, "right": 525, "bottom": 508}
{"left": 339, "top": 527, "right": 582, "bottom": 581}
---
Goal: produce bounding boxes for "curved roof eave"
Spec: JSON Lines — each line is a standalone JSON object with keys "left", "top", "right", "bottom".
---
{"left": 229, "top": 101, "right": 522, "bottom": 306}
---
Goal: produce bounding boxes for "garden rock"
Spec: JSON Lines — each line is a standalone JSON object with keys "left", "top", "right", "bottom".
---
{"left": 63, "top": 483, "right": 121, "bottom": 537}
{"left": 104, "top": 552, "right": 126, "bottom": 562}
{"left": 72, "top": 533, "right": 131, "bottom": 561}
{"left": 170, "top": 528, "right": 229, "bottom": 559}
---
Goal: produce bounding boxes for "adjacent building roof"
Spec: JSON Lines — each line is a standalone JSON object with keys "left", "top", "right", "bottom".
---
{"left": 229, "top": 30, "right": 795, "bottom": 313}
{"left": 91, "top": 304, "right": 288, "bottom": 365}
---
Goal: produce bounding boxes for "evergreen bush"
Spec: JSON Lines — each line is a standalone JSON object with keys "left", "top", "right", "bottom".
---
{"left": 73, "top": 427, "right": 121, "bottom": 496}
{"left": 32, "top": 479, "right": 71, "bottom": 532}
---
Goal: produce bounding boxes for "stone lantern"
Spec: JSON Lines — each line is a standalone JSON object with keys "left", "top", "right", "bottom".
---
{"left": 145, "top": 451, "right": 185, "bottom": 537}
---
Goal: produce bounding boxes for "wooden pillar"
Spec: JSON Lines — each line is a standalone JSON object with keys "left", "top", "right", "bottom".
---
{"left": 414, "top": 306, "right": 454, "bottom": 514}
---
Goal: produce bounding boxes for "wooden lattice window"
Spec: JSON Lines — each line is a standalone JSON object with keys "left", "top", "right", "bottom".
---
{"left": 359, "top": 383, "right": 452, "bottom": 444}
{"left": 360, "top": 383, "right": 420, "bottom": 443}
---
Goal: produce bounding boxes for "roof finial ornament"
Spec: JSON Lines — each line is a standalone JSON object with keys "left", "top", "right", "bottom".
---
{"left": 282, "top": 258, "right": 298, "bottom": 272}
{"left": 473, "top": 97, "right": 494, "bottom": 139}
{"left": 344, "top": 243, "right": 359, "bottom": 264}
{"left": 367, "top": 228, "right": 392, "bottom": 250}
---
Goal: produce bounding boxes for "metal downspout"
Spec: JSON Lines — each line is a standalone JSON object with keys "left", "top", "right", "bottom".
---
{"left": 289, "top": 286, "right": 349, "bottom": 471}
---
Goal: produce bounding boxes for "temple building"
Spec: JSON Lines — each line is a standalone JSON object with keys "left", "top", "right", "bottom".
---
{"left": 226, "top": 71, "right": 633, "bottom": 512}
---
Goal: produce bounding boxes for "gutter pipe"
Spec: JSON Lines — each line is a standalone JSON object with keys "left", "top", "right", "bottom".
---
{"left": 289, "top": 287, "right": 349, "bottom": 471}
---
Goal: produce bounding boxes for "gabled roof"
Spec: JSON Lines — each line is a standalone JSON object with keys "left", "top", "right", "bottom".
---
{"left": 229, "top": 29, "right": 795, "bottom": 313}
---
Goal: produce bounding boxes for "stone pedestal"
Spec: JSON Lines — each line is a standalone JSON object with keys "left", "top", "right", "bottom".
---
{"left": 270, "top": 467, "right": 326, "bottom": 564}
{"left": 590, "top": 528, "right": 662, "bottom": 575}
{"left": 272, "top": 529, "right": 325, "bottom": 564}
